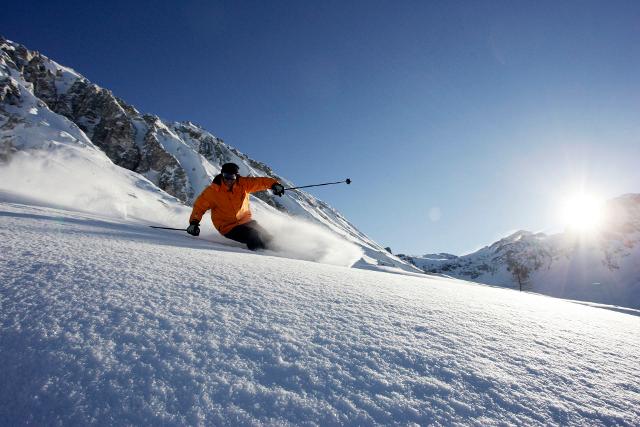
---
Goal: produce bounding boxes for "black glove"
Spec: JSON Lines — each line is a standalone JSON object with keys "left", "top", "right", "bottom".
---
{"left": 187, "top": 220, "right": 200, "bottom": 236}
{"left": 271, "top": 182, "right": 285, "bottom": 197}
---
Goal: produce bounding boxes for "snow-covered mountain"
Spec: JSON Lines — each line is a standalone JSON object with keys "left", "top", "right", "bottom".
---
{"left": 401, "top": 194, "right": 640, "bottom": 309}
{"left": 0, "top": 36, "right": 417, "bottom": 272}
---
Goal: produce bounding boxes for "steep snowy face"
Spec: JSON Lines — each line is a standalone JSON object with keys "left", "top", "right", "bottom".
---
{"left": 403, "top": 194, "right": 640, "bottom": 309}
{"left": 0, "top": 43, "right": 189, "bottom": 225}
{"left": 0, "top": 35, "right": 214, "bottom": 202}
{"left": 0, "top": 36, "right": 418, "bottom": 272}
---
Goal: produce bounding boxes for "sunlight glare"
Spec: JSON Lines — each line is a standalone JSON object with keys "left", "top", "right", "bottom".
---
{"left": 561, "top": 193, "right": 605, "bottom": 233}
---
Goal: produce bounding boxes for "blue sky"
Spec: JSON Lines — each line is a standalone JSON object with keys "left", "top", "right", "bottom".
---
{"left": 2, "top": 0, "right": 639, "bottom": 254}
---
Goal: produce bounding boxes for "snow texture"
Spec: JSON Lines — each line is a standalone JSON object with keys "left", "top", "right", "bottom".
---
{"left": 1, "top": 200, "right": 639, "bottom": 425}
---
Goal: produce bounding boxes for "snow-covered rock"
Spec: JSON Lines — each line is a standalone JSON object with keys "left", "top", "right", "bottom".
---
{"left": 403, "top": 195, "right": 640, "bottom": 309}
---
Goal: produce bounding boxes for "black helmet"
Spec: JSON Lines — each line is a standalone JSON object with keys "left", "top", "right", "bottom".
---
{"left": 221, "top": 162, "right": 240, "bottom": 175}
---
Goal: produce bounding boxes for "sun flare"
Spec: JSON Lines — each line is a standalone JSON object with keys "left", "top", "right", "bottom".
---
{"left": 560, "top": 193, "right": 605, "bottom": 233}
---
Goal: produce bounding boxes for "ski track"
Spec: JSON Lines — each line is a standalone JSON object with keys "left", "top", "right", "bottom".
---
{"left": 1, "top": 202, "right": 639, "bottom": 426}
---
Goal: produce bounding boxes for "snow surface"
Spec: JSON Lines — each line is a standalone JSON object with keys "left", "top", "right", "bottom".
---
{"left": 1, "top": 200, "right": 639, "bottom": 425}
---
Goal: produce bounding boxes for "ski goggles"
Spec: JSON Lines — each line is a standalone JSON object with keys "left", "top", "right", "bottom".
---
{"left": 222, "top": 172, "right": 237, "bottom": 181}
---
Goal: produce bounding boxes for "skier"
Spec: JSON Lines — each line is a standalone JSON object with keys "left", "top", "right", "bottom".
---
{"left": 186, "top": 162, "right": 285, "bottom": 251}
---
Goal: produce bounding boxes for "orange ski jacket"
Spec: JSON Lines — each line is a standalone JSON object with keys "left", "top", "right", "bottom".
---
{"left": 189, "top": 176, "right": 279, "bottom": 235}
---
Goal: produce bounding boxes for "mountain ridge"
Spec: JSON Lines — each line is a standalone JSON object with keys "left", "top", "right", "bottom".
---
{"left": 401, "top": 194, "right": 640, "bottom": 308}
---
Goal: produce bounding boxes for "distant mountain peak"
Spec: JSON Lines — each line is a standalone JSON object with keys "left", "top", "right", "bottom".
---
{"left": 405, "top": 194, "right": 640, "bottom": 309}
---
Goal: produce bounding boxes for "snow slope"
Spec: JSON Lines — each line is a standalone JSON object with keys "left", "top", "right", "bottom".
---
{"left": 1, "top": 199, "right": 639, "bottom": 425}
{"left": 0, "top": 70, "right": 187, "bottom": 226}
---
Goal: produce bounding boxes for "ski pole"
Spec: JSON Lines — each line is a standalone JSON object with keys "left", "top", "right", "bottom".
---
{"left": 284, "top": 178, "right": 351, "bottom": 191}
{"left": 149, "top": 225, "right": 188, "bottom": 231}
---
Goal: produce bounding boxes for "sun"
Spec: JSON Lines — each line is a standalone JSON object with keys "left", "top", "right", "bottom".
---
{"left": 560, "top": 193, "right": 605, "bottom": 233}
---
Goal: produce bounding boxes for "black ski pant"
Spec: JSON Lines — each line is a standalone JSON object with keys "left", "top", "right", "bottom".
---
{"left": 224, "top": 220, "right": 272, "bottom": 251}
